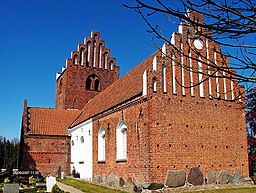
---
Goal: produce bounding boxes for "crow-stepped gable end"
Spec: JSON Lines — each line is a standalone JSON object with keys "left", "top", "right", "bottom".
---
{"left": 55, "top": 31, "right": 120, "bottom": 110}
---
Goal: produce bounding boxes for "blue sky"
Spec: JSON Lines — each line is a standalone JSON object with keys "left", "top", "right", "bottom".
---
{"left": 0, "top": 0, "right": 177, "bottom": 139}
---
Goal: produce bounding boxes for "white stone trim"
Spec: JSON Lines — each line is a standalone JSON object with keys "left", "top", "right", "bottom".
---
{"left": 143, "top": 70, "right": 147, "bottom": 96}
{"left": 153, "top": 56, "right": 157, "bottom": 71}
{"left": 162, "top": 43, "right": 166, "bottom": 57}
{"left": 172, "top": 53, "right": 176, "bottom": 94}
{"left": 171, "top": 32, "right": 175, "bottom": 45}
{"left": 206, "top": 39, "right": 212, "bottom": 98}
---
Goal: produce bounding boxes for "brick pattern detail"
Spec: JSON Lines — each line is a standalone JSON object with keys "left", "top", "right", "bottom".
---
{"left": 55, "top": 30, "right": 120, "bottom": 110}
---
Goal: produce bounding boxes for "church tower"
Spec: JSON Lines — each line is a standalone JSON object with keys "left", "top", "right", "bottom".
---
{"left": 55, "top": 31, "right": 120, "bottom": 110}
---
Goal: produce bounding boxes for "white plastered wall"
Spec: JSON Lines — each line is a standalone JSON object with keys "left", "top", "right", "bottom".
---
{"left": 69, "top": 118, "right": 93, "bottom": 180}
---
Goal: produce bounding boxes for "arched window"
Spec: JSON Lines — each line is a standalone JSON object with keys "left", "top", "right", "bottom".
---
{"left": 116, "top": 121, "right": 127, "bottom": 161}
{"left": 98, "top": 43, "right": 102, "bottom": 68}
{"left": 86, "top": 41, "right": 91, "bottom": 67}
{"left": 95, "top": 79, "right": 100, "bottom": 91}
{"left": 73, "top": 54, "right": 78, "bottom": 65}
{"left": 86, "top": 74, "right": 100, "bottom": 91}
{"left": 110, "top": 60, "right": 114, "bottom": 70}
{"left": 80, "top": 48, "right": 85, "bottom": 66}
{"left": 103, "top": 52, "right": 108, "bottom": 69}
{"left": 71, "top": 140, "right": 74, "bottom": 146}
{"left": 98, "top": 128, "right": 106, "bottom": 161}
{"left": 92, "top": 35, "right": 97, "bottom": 67}
{"left": 86, "top": 77, "right": 92, "bottom": 90}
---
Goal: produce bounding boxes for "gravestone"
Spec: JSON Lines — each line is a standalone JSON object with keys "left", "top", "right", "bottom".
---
{"left": 107, "top": 173, "right": 118, "bottom": 186}
{"left": 230, "top": 172, "right": 243, "bottom": 184}
{"left": 218, "top": 170, "right": 230, "bottom": 184}
{"left": 3, "top": 184, "right": 19, "bottom": 193}
{"left": 126, "top": 177, "right": 135, "bottom": 189}
{"left": 61, "top": 172, "right": 65, "bottom": 180}
{"left": 207, "top": 170, "right": 217, "bottom": 184}
{"left": 164, "top": 170, "right": 186, "bottom": 187}
{"left": 187, "top": 167, "right": 204, "bottom": 186}
{"left": 46, "top": 176, "right": 56, "bottom": 192}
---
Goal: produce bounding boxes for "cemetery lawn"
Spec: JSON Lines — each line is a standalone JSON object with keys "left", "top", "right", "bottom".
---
{"left": 187, "top": 187, "right": 256, "bottom": 193}
{"left": 58, "top": 178, "right": 128, "bottom": 193}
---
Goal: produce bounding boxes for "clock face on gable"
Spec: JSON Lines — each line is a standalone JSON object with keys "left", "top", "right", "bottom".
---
{"left": 193, "top": 38, "right": 204, "bottom": 50}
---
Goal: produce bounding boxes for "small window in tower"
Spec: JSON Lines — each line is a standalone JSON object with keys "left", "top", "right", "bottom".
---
{"left": 86, "top": 74, "right": 100, "bottom": 91}
{"left": 86, "top": 77, "right": 92, "bottom": 90}
{"left": 95, "top": 79, "right": 100, "bottom": 91}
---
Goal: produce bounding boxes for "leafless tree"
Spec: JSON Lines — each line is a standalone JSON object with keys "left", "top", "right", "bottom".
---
{"left": 124, "top": 0, "right": 256, "bottom": 99}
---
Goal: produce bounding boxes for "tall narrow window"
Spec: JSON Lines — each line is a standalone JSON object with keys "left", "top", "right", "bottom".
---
{"left": 198, "top": 55, "right": 204, "bottom": 97}
{"left": 86, "top": 77, "right": 92, "bottom": 90}
{"left": 73, "top": 55, "right": 78, "bottom": 65}
{"left": 98, "top": 44, "right": 102, "bottom": 68}
{"left": 116, "top": 121, "right": 127, "bottom": 161}
{"left": 171, "top": 52, "right": 176, "bottom": 94}
{"left": 95, "top": 79, "right": 100, "bottom": 91}
{"left": 110, "top": 61, "right": 114, "bottom": 70}
{"left": 104, "top": 52, "right": 108, "bottom": 69}
{"left": 92, "top": 35, "right": 97, "bottom": 67}
{"left": 98, "top": 128, "right": 106, "bottom": 161}
{"left": 86, "top": 42, "right": 91, "bottom": 67}
{"left": 162, "top": 65, "right": 166, "bottom": 93}
{"left": 80, "top": 48, "right": 85, "bottom": 66}
{"left": 152, "top": 77, "right": 157, "bottom": 93}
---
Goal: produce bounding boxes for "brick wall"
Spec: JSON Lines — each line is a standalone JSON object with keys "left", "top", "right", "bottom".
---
{"left": 21, "top": 135, "right": 70, "bottom": 176}
{"left": 92, "top": 97, "right": 152, "bottom": 182}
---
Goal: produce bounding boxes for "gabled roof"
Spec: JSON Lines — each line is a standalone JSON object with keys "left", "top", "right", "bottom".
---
{"left": 27, "top": 107, "right": 81, "bottom": 136}
{"left": 71, "top": 50, "right": 160, "bottom": 127}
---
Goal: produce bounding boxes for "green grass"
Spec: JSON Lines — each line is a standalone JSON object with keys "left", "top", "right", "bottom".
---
{"left": 187, "top": 187, "right": 256, "bottom": 193}
{"left": 58, "top": 178, "right": 128, "bottom": 193}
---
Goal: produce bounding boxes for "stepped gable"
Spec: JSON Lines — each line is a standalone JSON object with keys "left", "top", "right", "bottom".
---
{"left": 55, "top": 30, "right": 120, "bottom": 110}
{"left": 71, "top": 50, "right": 160, "bottom": 127}
{"left": 26, "top": 107, "right": 81, "bottom": 135}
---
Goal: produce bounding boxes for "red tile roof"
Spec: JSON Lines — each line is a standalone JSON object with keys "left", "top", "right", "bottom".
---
{"left": 71, "top": 50, "right": 160, "bottom": 127}
{"left": 27, "top": 107, "right": 81, "bottom": 136}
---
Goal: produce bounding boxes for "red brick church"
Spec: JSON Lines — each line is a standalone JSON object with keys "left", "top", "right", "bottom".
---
{"left": 20, "top": 11, "right": 249, "bottom": 184}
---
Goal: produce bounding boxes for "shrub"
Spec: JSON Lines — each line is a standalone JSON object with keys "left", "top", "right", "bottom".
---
{"left": 51, "top": 184, "right": 65, "bottom": 193}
